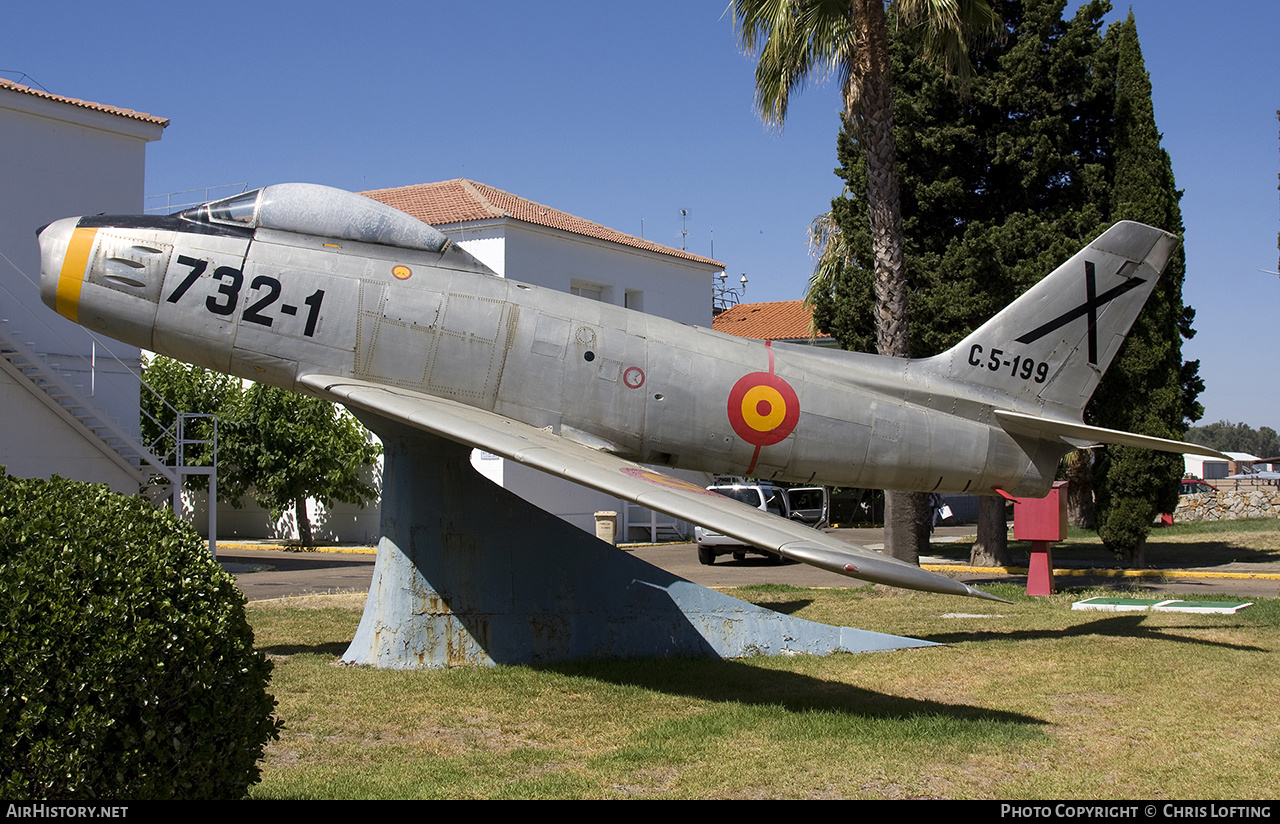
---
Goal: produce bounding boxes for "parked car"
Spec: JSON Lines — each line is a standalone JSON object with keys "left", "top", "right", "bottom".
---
{"left": 1179, "top": 479, "right": 1218, "bottom": 496}
{"left": 784, "top": 486, "right": 829, "bottom": 527}
{"left": 693, "top": 484, "right": 829, "bottom": 565}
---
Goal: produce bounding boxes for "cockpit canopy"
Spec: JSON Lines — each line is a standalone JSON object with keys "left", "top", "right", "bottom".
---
{"left": 179, "top": 183, "right": 452, "bottom": 253}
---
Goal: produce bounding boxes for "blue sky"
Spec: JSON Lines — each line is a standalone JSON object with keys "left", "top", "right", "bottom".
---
{"left": 4, "top": 0, "right": 1276, "bottom": 428}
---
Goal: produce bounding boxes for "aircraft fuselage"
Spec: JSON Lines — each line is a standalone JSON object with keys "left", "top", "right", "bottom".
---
{"left": 39, "top": 205, "right": 1057, "bottom": 499}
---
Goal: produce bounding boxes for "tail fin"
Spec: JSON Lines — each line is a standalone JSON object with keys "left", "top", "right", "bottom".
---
{"left": 927, "top": 221, "right": 1180, "bottom": 415}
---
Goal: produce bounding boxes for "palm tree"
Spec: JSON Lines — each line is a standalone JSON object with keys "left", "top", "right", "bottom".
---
{"left": 734, "top": 0, "right": 1000, "bottom": 563}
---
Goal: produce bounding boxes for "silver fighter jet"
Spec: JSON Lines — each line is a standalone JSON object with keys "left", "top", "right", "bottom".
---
{"left": 36, "top": 184, "right": 1220, "bottom": 601}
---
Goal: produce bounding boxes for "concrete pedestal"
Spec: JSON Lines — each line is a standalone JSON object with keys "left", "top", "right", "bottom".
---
{"left": 342, "top": 413, "right": 935, "bottom": 668}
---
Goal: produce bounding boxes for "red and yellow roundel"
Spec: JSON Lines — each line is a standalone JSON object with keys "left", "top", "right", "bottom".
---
{"left": 392, "top": 265, "right": 412, "bottom": 280}
{"left": 727, "top": 372, "right": 799, "bottom": 447}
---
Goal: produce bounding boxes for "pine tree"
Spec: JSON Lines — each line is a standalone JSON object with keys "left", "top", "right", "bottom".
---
{"left": 1187, "top": 421, "right": 1280, "bottom": 458}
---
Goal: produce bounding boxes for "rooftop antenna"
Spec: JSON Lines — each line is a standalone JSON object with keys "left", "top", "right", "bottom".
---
{"left": 680, "top": 209, "right": 688, "bottom": 251}
{"left": 712, "top": 271, "right": 748, "bottom": 315}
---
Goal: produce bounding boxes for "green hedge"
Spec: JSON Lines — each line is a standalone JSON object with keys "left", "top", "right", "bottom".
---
{"left": 0, "top": 472, "right": 282, "bottom": 799}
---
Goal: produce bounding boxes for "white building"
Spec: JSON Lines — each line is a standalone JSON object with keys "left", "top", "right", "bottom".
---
{"left": 0, "top": 79, "right": 167, "bottom": 494}
{"left": 214, "top": 179, "right": 725, "bottom": 543}
{"left": 1185, "top": 452, "right": 1260, "bottom": 480}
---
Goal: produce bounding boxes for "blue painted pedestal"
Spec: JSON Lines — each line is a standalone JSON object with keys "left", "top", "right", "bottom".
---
{"left": 342, "top": 414, "right": 935, "bottom": 668}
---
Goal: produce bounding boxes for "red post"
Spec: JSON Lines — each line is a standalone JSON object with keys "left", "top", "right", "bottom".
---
{"left": 1013, "top": 481, "right": 1068, "bottom": 596}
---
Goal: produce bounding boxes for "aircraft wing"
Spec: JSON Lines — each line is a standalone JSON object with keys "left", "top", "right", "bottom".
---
{"left": 300, "top": 373, "right": 1004, "bottom": 602}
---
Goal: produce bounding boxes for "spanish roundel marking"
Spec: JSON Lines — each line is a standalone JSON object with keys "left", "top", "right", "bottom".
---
{"left": 727, "top": 372, "right": 799, "bottom": 447}
{"left": 392, "top": 265, "right": 412, "bottom": 280}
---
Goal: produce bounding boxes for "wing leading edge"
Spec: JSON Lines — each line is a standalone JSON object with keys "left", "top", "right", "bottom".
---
{"left": 299, "top": 373, "right": 1005, "bottom": 602}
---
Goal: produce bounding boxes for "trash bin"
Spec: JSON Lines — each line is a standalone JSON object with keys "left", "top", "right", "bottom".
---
{"left": 594, "top": 511, "right": 618, "bottom": 545}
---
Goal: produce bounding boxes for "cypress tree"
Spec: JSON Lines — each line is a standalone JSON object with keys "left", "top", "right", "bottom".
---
{"left": 812, "top": 0, "right": 1113, "bottom": 563}
{"left": 1088, "top": 12, "right": 1203, "bottom": 565}
{"left": 816, "top": 0, "right": 1113, "bottom": 356}
{"left": 809, "top": 1, "right": 1201, "bottom": 565}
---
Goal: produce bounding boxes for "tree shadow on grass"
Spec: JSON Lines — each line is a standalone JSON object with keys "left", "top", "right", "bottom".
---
{"left": 1057, "top": 539, "right": 1280, "bottom": 570}
{"left": 261, "top": 641, "right": 352, "bottom": 657}
{"left": 934, "top": 536, "right": 1280, "bottom": 570}
{"left": 1145, "top": 540, "right": 1280, "bottom": 567}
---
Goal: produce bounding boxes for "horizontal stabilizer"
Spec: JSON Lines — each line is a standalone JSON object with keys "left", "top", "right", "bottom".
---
{"left": 994, "top": 409, "right": 1226, "bottom": 458}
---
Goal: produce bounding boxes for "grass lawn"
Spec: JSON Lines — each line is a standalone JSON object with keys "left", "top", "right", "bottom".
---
{"left": 244, "top": 520, "right": 1280, "bottom": 800}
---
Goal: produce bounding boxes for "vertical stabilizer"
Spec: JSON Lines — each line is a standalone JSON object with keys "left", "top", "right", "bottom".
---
{"left": 925, "top": 221, "right": 1179, "bottom": 415}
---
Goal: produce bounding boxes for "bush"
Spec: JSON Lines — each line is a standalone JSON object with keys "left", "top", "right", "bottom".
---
{"left": 0, "top": 472, "right": 282, "bottom": 799}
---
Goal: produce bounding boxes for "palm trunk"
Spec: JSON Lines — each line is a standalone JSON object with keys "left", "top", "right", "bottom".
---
{"left": 853, "top": 1, "right": 909, "bottom": 360}
{"left": 883, "top": 491, "right": 920, "bottom": 567}
{"left": 970, "top": 495, "right": 1011, "bottom": 567}
{"left": 1064, "top": 450, "right": 1095, "bottom": 529}
{"left": 852, "top": 0, "right": 922, "bottom": 564}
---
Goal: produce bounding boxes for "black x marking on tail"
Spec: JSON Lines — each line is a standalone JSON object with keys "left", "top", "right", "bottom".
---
{"left": 1015, "top": 261, "right": 1145, "bottom": 365}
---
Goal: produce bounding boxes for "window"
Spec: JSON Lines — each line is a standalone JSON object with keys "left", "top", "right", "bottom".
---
{"left": 570, "top": 280, "right": 606, "bottom": 301}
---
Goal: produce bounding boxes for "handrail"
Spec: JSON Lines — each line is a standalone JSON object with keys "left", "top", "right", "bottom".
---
{"left": 0, "top": 324, "right": 178, "bottom": 486}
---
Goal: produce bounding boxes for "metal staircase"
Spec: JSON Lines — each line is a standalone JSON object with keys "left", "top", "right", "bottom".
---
{"left": 623, "top": 500, "right": 690, "bottom": 543}
{"left": 0, "top": 319, "right": 180, "bottom": 501}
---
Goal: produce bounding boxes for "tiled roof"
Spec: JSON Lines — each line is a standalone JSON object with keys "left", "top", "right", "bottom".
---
{"left": 712, "top": 300, "right": 828, "bottom": 341}
{"left": 0, "top": 78, "right": 168, "bottom": 127}
{"left": 362, "top": 179, "right": 722, "bottom": 268}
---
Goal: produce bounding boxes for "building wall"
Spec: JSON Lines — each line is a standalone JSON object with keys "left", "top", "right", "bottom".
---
{"left": 183, "top": 460, "right": 383, "bottom": 545}
{"left": 443, "top": 218, "right": 716, "bottom": 325}
{"left": 0, "top": 368, "right": 139, "bottom": 494}
{"left": 441, "top": 222, "right": 507, "bottom": 276}
{"left": 0, "top": 87, "right": 164, "bottom": 487}
{"left": 501, "top": 222, "right": 714, "bottom": 327}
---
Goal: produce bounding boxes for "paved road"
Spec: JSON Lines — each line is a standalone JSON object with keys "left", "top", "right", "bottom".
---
{"left": 219, "top": 526, "right": 1280, "bottom": 602}
{"left": 219, "top": 546, "right": 377, "bottom": 602}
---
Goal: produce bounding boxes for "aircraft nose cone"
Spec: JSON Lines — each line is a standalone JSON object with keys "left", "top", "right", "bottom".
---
{"left": 37, "top": 217, "right": 82, "bottom": 319}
